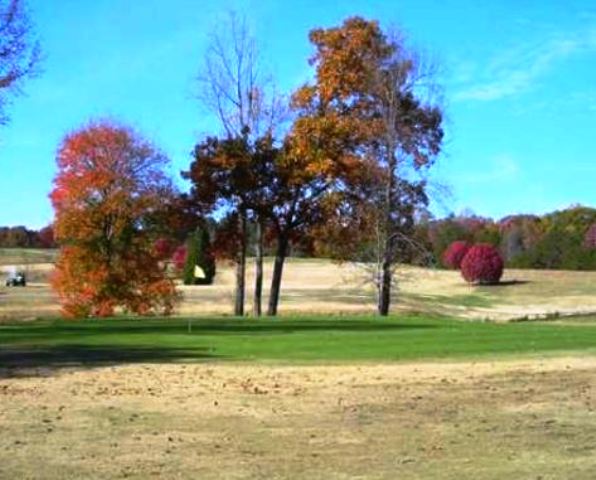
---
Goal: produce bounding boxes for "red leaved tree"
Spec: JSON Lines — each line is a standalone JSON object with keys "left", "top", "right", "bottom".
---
{"left": 442, "top": 241, "right": 471, "bottom": 269}
{"left": 37, "top": 224, "right": 56, "bottom": 248}
{"left": 460, "top": 244, "right": 504, "bottom": 285}
{"left": 50, "top": 120, "right": 178, "bottom": 318}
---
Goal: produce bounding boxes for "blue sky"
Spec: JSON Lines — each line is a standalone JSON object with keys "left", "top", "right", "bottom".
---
{"left": 1, "top": 0, "right": 595, "bottom": 228}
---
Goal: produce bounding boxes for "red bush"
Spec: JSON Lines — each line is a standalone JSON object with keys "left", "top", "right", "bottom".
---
{"left": 460, "top": 244, "right": 504, "bottom": 284}
{"left": 154, "top": 238, "right": 175, "bottom": 260}
{"left": 172, "top": 245, "right": 187, "bottom": 272}
{"left": 442, "top": 240, "right": 471, "bottom": 269}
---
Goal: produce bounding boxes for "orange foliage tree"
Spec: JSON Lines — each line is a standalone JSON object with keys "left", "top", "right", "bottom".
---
{"left": 295, "top": 17, "right": 443, "bottom": 315}
{"left": 49, "top": 120, "right": 178, "bottom": 318}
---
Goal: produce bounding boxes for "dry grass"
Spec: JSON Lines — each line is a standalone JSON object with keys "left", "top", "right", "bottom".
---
{"left": 395, "top": 266, "right": 596, "bottom": 321}
{"left": 0, "top": 248, "right": 57, "bottom": 266}
{"left": 1, "top": 357, "right": 595, "bottom": 479}
{"left": 2, "top": 258, "right": 596, "bottom": 321}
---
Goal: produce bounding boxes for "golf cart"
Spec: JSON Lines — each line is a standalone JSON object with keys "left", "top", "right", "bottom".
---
{"left": 5, "top": 271, "right": 26, "bottom": 287}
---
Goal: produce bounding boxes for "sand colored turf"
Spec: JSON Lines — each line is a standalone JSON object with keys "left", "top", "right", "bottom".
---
{"left": 1, "top": 357, "right": 595, "bottom": 479}
{"left": 2, "top": 257, "right": 596, "bottom": 320}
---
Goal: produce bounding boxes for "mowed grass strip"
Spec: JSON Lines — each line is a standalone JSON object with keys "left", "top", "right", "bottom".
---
{"left": 1, "top": 314, "right": 596, "bottom": 366}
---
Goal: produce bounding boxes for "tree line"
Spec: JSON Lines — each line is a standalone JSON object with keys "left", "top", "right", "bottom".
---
{"left": 5, "top": 204, "right": 594, "bottom": 273}
{"left": 0, "top": 225, "right": 55, "bottom": 248}
{"left": 421, "top": 206, "right": 596, "bottom": 271}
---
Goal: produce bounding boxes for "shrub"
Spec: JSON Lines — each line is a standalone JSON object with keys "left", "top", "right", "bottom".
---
{"left": 183, "top": 227, "right": 216, "bottom": 285}
{"left": 172, "top": 245, "right": 187, "bottom": 272}
{"left": 154, "top": 238, "right": 175, "bottom": 260}
{"left": 442, "top": 240, "right": 471, "bottom": 269}
{"left": 460, "top": 244, "right": 504, "bottom": 284}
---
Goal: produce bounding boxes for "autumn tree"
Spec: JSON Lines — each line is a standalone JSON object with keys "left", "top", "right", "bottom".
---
{"left": 50, "top": 120, "right": 178, "bottom": 318}
{"left": 189, "top": 16, "right": 442, "bottom": 317}
{"left": 257, "top": 20, "right": 383, "bottom": 316}
{"left": 0, "top": 0, "right": 41, "bottom": 125}
{"left": 260, "top": 139, "right": 348, "bottom": 316}
{"left": 195, "top": 12, "right": 285, "bottom": 316}
{"left": 185, "top": 120, "right": 342, "bottom": 317}
{"left": 37, "top": 224, "right": 55, "bottom": 248}
{"left": 184, "top": 133, "right": 278, "bottom": 314}
{"left": 295, "top": 17, "right": 443, "bottom": 315}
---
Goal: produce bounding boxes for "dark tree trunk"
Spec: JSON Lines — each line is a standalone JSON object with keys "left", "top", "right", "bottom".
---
{"left": 253, "top": 218, "right": 264, "bottom": 317}
{"left": 267, "top": 234, "right": 288, "bottom": 316}
{"left": 378, "top": 152, "right": 396, "bottom": 317}
{"left": 234, "top": 211, "right": 247, "bottom": 316}
{"left": 378, "top": 256, "right": 392, "bottom": 316}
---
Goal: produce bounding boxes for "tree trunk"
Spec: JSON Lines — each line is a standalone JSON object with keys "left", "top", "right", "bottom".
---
{"left": 378, "top": 255, "right": 392, "bottom": 316}
{"left": 234, "top": 211, "right": 247, "bottom": 316}
{"left": 253, "top": 218, "right": 264, "bottom": 316}
{"left": 378, "top": 153, "right": 396, "bottom": 316}
{"left": 267, "top": 234, "right": 288, "bottom": 316}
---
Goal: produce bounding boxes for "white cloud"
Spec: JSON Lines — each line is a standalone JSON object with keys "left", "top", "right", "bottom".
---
{"left": 453, "top": 27, "right": 596, "bottom": 102}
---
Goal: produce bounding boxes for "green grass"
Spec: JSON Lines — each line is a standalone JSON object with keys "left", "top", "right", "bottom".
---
{"left": 1, "top": 314, "right": 596, "bottom": 368}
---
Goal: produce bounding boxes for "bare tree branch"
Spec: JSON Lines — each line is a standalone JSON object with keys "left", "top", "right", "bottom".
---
{"left": 0, "top": 0, "right": 41, "bottom": 125}
{"left": 197, "top": 11, "right": 287, "bottom": 140}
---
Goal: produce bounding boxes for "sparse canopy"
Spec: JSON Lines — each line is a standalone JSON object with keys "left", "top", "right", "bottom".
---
{"left": 0, "top": 0, "right": 41, "bottom": 125}
{"left": 197, "top": 11, "right": 285, "bottom": 141}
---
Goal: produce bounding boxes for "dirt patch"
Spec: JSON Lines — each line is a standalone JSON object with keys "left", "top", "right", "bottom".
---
{"left": 1, "top": 357, "right": 595, "bottom": 479}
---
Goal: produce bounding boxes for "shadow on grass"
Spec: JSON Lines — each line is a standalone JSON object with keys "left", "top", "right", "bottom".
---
{"left": 0, "top": 344, "right": 216, "bottom": 379}
{"left": 0, "top": 318, "right": 439, "bottom": 378}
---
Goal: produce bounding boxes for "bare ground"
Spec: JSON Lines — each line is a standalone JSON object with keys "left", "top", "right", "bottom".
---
{"left": 0, "top": 357, "right": 595, "bottom": 479}
{"left": 2, "top": 260, "right": 596, "bottom": 321}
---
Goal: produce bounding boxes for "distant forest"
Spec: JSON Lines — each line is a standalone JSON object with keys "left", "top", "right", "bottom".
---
{"left": 0, "top": 225, "right": 55, "bottom": 249}
{"left": 2, "top": 205, "right": 595, "bottom": 271}
{"left": 419, "top": 205, "right": 596, "bottom": 271}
